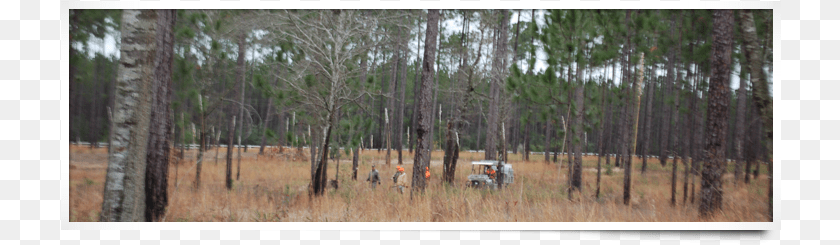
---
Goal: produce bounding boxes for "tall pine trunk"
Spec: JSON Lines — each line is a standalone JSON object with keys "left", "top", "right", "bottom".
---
{"left": 640, "top": 71, "right": 655, "bottom": 174}
{"left": 144, "top": 9, "right": 176, "bottom": 222}
{"left": 623, "top": 23, "right": 645, "bottom": 206}
{"left": 235, "top": 33, "right": 246, "bottom": 181}
{"left": 397, "top": 17, "right": 408, "bottom": 165}
{"left": 596, "top": 81, "right": 608, "bottom": 198}
{"left": 660, "top": 15, "right": 677, "bottom": 167}
{"left": 670, "top": 13, "right": 683, "bottom": 207}
{"left": 571, "top": 59, "right": 585, "bottom": 197}
{"left": 410, "top": 11, "right": 422, "bottom": 154}
{"left": 740, "top": 9, "right": 773, "bottom": 220}
{"left": 225, "top": 117, "right": 236, "bottom": 189}
{"left": 700, "top": 9, "right": 734, "bottom": 219}
{"left": 486, "top": 10, "right": 508, "bottom": 161}
{"left": 412, "top": 9, "right": 440, "bottom": 197}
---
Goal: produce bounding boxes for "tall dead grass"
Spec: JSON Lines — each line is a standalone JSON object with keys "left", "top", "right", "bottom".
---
{"left": 69, "top": 145, "right": 770, "bottom": 222}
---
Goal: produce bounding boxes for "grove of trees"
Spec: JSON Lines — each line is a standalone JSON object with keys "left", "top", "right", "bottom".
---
{"left": 70, "top": 9, "right": 772, "bottom": 222}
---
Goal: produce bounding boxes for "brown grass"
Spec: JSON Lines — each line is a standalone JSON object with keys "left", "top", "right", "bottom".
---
{"left": 69, "top": 145, "right": 771, "bottom": 222}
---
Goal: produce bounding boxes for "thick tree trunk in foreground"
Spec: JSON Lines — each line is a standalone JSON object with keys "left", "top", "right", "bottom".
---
{"left": 700, "top": 9, "right": 734, "bottom": 219}
{"left": 411, "top": 9, "right": 439, "bottom": 198}
{"left": 741, "top": 9, "right": 773, "bottom": 220}
{"left": 101, "top": 9, "right": 156, "bottom": 222}
{"left": 144, "top": 9, "right": 176, "bottom": 222}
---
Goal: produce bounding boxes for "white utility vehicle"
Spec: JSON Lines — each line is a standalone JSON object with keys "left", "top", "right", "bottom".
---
{"left": 466, "top": 160, "right": 514, "bottom": 189}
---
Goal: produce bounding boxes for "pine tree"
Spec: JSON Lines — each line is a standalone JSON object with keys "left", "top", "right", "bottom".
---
{"left": 700, "top": 9, "right": 734, "bottom": 218}
{"left": 144, "top": 9, "right": 176, "bottom": 222}
{"left": 412, "top": 9, "right": 440, "bottom": 196}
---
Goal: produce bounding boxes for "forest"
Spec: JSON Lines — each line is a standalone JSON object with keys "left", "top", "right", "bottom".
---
{"left": 69, "top": 9, "right": 772, "bottom": 222}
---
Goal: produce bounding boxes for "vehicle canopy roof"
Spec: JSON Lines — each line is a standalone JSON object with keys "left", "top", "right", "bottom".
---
{"left": 471, "top": 160, "right": 505, "bottom": 165}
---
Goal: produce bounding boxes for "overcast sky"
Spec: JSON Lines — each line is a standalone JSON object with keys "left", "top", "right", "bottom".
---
{"left": 82, "top": 10, "right": 770, "bottom": 93}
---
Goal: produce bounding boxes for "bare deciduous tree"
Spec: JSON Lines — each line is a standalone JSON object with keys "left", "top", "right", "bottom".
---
{"left": 266, "top": 10, "right": 402, "bottom": 196}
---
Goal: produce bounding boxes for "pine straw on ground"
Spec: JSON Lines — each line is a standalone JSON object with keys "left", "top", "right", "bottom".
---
{"left": 69, "top": 145, "right": 770, "bottom": 222}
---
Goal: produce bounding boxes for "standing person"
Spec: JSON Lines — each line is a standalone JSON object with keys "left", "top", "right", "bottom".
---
{"left": 366, "top": 165, "right": 381, "bottom": 189}
{"left": 394, "top": 166, "right": 408, "bottom": 194}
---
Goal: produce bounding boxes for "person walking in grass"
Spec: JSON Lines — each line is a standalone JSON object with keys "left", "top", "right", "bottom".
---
{"left": 393, "top": 166, "right": 408, "bottom": 194}
{"left": 366, "top": 165, "right": 381, "bottom": 189}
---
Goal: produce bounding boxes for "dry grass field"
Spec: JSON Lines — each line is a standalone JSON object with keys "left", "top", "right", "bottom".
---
{"left": 69, "top": 145, "right": 771, "bottom": 222}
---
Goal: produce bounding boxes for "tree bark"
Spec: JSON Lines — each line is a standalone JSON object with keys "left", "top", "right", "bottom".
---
{"left": 226, "top": 116, "right": 236, "bottom": 190}
{"left": 670, "top": 12, "right": 684, "bottom": 207}
{"left": 397, "top": 16, "right": 408, "bottom": 165}
{"left": 235, "top": 33, "right": 246, "bottom": 181}
{"left": 352, "top": 146, "right": 359, "bottom": 180}
{"left": 144, "top": 9, "right": 176, "bottom": 222}
{"left": 700, "top": 9, "right": 734, "bottom": 219}
{"left": 640, "top": 73, "right": 654, "bottom": 174}
{"left": 660, "top": 19, "right": 677, "bottom": 168}
{"left": 544, "top": 114, "right": 552, "bottom": 163}
{"left": 411, "top": 9, "right": 440, "bottom": 197}
{"left": 429, "top": 17, "right": 443, "bottom": 153}
{"left": 486, "top": 10, "right": 508, "bottom": 161}
{"left": 442, "top": 120, "right": 459, "bottom": 185}
{"left": 100, "top": 9, "right": 157, "bottom": 222}
{"left": 386, "top": 23, "right": 400, "bottom": 165}
{"left": 311, "top": 122, "right": 333, "bottom": 196}
{"left": 740, "top": 9, "right": 773, "bottom": 220}
{"left": 623, "top": 47, "right": 645, "bottom": 205}
{"left": 571, "top": 44, "right": 585, "bottom": 197}
{"left": 410, "top": 11, "right": 423, "bottom": 154}
{"left": 596, "top": 81, "right": 607, "bottom": 199}
{"left": 733, "top": 48, "right": 747, "bottom": 187}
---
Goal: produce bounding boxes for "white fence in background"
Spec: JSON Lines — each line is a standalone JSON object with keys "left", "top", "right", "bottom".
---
{"left": 73, "top": 141, "right": 748, "bottom": 163}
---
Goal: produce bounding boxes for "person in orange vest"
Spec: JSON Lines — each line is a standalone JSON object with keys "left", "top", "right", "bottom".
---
{"left": 485, "top": 166, "right": 496, "bottom": 179}
{"left": 425, "top": 166, "right": 430, "bottom": 181}
{"left": 393, "top": 166, "right": 408, "bottom": 194}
